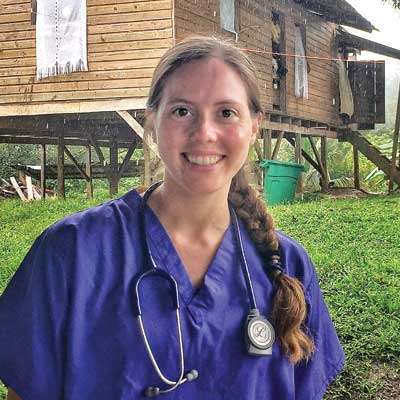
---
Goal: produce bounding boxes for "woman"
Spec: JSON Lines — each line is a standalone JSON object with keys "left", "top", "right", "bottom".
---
{"left": 1, "top": 37, "right": 344, "bottom": 399}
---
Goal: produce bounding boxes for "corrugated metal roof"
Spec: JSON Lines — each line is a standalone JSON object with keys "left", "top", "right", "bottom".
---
{"left": 300, "top": 0, "right": 376, "bottom": 32}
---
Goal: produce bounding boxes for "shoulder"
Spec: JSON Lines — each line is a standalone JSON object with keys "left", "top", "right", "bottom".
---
{"left": 275, "top": 230, "right": 317, "bottom": 290}
{"left": 45, "top": 189, "right": 142, "bottom": 241}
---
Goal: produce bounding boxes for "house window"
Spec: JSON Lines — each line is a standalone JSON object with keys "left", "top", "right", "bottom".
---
{"left": 272, "top": 11, "right": 287, "bottom": 111}
{"left": 220, "top": 0, "right": 236, "bottom": 33}
{"left": 294, "top": 24, "right": 308, "bottom": 98}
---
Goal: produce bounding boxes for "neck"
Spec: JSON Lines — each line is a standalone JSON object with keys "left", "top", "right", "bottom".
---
{"left": 146, "top": 182, "right": 231, "bottom": 236}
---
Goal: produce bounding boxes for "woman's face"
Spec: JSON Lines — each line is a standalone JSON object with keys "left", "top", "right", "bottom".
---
{"left": 148, "top": 57, "right": 262, "bottom": 197}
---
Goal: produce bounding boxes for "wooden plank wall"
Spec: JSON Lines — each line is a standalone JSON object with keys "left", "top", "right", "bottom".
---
{"left": 174, "top": 0, "right": 340, "bottom": 126}
{"left": 0, "top": 0, "right": 173, "bottom": 107}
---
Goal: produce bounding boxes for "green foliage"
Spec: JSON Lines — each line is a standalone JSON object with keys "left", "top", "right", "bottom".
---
{"left": 273, "top": 196, "right": 400, "bottom": 399}
{"left": 0, "top": 144, "right": 39, "bottom": 180}
{"left": 384, "top": 0, "right": 400, "bottom": 9}
{"left": 0, "top": 194, "right": 399, "bottom": 399}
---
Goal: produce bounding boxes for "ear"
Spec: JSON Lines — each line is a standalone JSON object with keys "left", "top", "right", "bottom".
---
{"left": 145, "top": 108, "right": 155, "bottom": 131}
{"left": 250, "top": 112, "right": 263, "bottom": 145}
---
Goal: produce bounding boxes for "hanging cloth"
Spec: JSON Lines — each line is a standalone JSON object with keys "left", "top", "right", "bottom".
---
{"left": 337, "top": 57, "right": 354, "bottom": 117}
{"left": 294, "top": 26, "right": 308, "bottom": 99}
{"left": 36, "top": 0, "right": 88, "bottom": 80}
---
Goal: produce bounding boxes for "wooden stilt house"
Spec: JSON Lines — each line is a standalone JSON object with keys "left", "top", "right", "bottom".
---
{"left": 1, "top": 0, "right": 399, "bottom": 198}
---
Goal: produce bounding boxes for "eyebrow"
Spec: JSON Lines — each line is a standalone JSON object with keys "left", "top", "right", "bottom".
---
{"left": 165, "top": 98, "right": 242, "bottom": 106}
{"left": 165, "top": 98, "right": 193, "bottom": 106}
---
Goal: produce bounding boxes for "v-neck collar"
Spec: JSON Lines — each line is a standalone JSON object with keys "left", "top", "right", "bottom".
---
{"left": 141, "top": 193, "right": 235, "bottom": 306}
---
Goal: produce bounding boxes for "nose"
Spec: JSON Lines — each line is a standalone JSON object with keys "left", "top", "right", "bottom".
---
{"left": 191, "top": 112, "right": 218, "bottom": 142}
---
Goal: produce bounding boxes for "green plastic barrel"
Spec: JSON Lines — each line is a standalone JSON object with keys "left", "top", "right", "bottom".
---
{"left": 260, "top": 160, "right": 305, "bottom": 205}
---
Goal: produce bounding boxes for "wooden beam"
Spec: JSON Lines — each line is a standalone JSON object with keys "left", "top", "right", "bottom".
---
{"left": 295, "top": 132, "right": 303, "bottom": 194}
{"left": 0, "top": 98, "right": 147, "bottom": 117}
{"left": 109, "top": 135, "right": 119, "bottom": 196}
{"left": 87, "top": 131, "right": 107, "bottom": 168}
{"left": 57, "top": 134, "right": 65, "bottom": 199}
{"left": 272, "top": 131, "right": 284, "bottom": 160}
{"left": 0, "top": 134, "right": 134, "bottom": 148}
{"left": 118, "top": 140, "right": 137, "bottom": 178}
{"left": 262, "top": 120, "right": 338, "bottom": 138}
{"left": 10, "top": 177, "right": 27, "bottom": 201}
{"left": 26, "top": 175, "right": 34, "bottom": 200}
{"left": 389, "top": 83, "right": 400, "bottom": 193}
{"left": 40, "top": 144, "right": 46, "bottom": 200}
{"left": 86, "top": 145, "right": 93, "bottom": 199}
{"left": 144, "top": 128, "right": 151, "bottom": 186}
{"left": 263, "top": 129, "right": 272, "bottom": 160}
{"left": 285, "top": 136, "right": 322, "bottom": 174}
{"left": 321, "top": 136, "right": 330, "bottom": 191}
{"left": 353, "top": 141, "right": 361, "bottom": 190}
{"left": 308, "top": 136, "right": 329, "bottom": 189}
{"left": 64, "top": 146, "right": 91, "bottom": 181}
{"left": 116, "top": 110, "right": 159, "bottom": 157}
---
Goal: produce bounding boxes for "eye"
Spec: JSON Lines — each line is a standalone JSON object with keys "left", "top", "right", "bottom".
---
{"left": 172, "top": 107, "right": 190, "bottom": 117}
{"left": 221, "top": 109, "right": 236, "bottom": 118}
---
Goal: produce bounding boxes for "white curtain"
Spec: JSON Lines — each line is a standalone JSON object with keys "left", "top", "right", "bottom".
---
{"left": 294, "top": 26, "right": 308, "bottom": 99}
{"left": 338, "top": 57, "right": 354, "bottom": 117}
{"left": 36, "top": 0, "right": 88, "bottom": 80}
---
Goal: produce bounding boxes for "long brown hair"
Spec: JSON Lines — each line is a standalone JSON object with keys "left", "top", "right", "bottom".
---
{"left": 147, "top": 36, "right": 314, "bottom": 363}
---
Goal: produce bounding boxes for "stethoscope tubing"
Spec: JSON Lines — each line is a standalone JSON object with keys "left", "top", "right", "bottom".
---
{"left": 134, "top": 182, "right": 273, "bottom": 395}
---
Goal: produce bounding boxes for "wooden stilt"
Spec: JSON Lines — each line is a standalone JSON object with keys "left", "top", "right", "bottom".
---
{"left": 109, "top": 135, "right": 119, "bottom": 196}
{"left": 143, "top": 131, "right": 151, "bottom": 187}
{"left": 263, "top": 129, "right": 272, "bottom": 160}
{"left": 321, "top": 136, "right": 329, "bottom": 192}
{"left": 40, "top": 144, "right": 46, "bottom": 200}
{"left": 57, "top": 134, "right": 65, "bottom": 199}
{"left": 272, "top": 131, "right": 284, "bottom": 160}
{"left": 389, "top": 83, "right": 400, "bottom": 194}
{"left": 118, "top": 140, "right": 137, "bottom": 177}
{"left": 295, "top": 132, "right": 303, "bottom": 194}
{"left": 308, "top": 137, "right": 329, "bottom": 192}
{"left": 353, "top": 140, "right": 360, "bottom": 190}
{"left": 86, "top": 145, "right": 93, "bottom": 199}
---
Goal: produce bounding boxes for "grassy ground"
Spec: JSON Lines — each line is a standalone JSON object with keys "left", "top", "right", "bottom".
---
{"left": 0, "top": 192, "right": 399, "bottom": 399}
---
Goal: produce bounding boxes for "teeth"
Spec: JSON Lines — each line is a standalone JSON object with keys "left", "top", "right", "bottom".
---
{"left": 186, "top": 154, "right": 222, "bottom": 165}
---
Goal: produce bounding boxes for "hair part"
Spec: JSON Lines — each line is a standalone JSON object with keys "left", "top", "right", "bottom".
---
{"left": 147, "top": 36, "right": 262, "bottom": 116}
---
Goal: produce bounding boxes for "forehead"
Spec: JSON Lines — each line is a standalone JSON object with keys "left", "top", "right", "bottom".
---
{"left": 160, "top": 57, "right": 249, "bottom": 104}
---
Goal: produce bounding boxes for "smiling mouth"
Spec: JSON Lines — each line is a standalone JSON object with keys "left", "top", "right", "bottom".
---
{"left": 184, "top": 153, "right": 224, "bottom": 166}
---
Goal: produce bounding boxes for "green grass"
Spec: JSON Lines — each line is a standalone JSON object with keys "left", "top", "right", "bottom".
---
{"left": 0, "top": 193, "right": 399, "bottom": 399}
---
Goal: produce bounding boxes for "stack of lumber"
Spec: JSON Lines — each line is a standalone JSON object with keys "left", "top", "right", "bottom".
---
{"left": 0, "top": 177, "right": 55, "bottom": 200}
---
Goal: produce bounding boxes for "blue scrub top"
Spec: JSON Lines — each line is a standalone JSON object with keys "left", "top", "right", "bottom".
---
{"left": 0, "top": 190, "right": 344, "bottom": 400}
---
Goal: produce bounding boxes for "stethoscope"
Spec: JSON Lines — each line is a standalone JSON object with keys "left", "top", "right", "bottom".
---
{"left": 133, "top": 182, "right": 278, "bottom": 397}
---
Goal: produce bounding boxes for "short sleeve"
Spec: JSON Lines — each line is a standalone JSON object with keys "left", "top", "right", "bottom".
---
{"left": 295, "top": 265, "right": 345, "bottom": 399}
{"left": 0, "top": 227, "right": 71, "bottom": 400}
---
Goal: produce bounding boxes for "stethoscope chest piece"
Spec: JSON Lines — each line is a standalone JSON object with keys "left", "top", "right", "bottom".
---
{"left": 245, "top": 309, "right": 275, "bottom": 356}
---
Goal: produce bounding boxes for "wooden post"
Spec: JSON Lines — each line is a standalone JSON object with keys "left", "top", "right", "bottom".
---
{"left": 353, "top": 141, "right": 361, "bottom": 190}
{"left": 263, "top": 129, "right": 272, "bottom": 160}
{"left": 295, "top": 132, "right": 303, "bottom": 194}
{"left": 109, "top": 135, "right": 119, "bottom": 196}
{"left": 389, "top": 83, "right": 400, "bottom": 194}
{"left": 86, "top": 145, "right": 93, "bottom": 199}
{"left": 272, "top": 131, "right": 284, "bottom": 160}
{"left": 40, "top": 144, "right": 46, "bottom": 200}
{"left": 320, "top": 137, "right": 329, "bottom": 192}
{"left": 57, "top": 134, "right": 65, "bottom": 199}
{"left": 143, "top": 130, "right": 151, "bottom": 187}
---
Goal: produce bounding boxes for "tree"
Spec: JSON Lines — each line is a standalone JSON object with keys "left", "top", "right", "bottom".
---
{"left": 383, "top": 0, "right": 400, "bottom": 9}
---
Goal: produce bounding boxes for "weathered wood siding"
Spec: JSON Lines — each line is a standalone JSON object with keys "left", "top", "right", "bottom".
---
{"left": 0, "top": 0, "right": 173, "bottom": 112}
{"left": 174, "top": 0, "right": 340, "bottom": 125}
